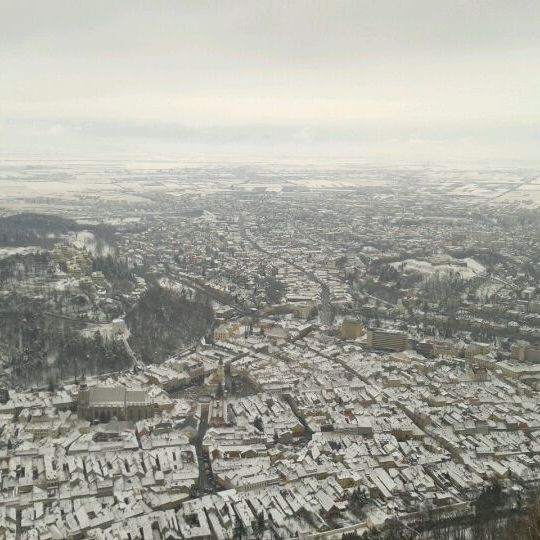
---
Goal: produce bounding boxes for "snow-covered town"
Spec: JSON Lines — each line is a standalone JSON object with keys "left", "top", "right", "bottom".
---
{"left": 1, "top": 160, "right": 540, "bottom": 539}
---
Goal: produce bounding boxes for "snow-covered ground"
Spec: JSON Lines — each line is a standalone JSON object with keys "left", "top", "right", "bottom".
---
{"left": 0, "top": 246, "right": 42, "bottom": 259}
{"left": 393, "top": 257, "right": 485, "bottom": 280}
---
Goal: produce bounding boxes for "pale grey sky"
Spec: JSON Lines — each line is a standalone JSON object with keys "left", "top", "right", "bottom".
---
{"left": 1, "top": 1, "right": 539, "bottom": 161}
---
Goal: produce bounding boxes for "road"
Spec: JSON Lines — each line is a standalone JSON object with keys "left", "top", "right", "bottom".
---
{"left": 283, "top": 394, "right": 313, "bottom": 442}
{"left": 122, "top": 333, "right": 145, "bottom": 371}
{"left": 239, "top": 214, "right": 324, "bottom": 287}
{"left": 194, "top": 405, "right": 217, "bottom": 495}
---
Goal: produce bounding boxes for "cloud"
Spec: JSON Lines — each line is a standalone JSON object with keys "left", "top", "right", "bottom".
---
{"left": 0, "top": 1, "right": 539, "bottom": 160}
{"left": 47, "top": 124, "right": 69, "bottom": 137}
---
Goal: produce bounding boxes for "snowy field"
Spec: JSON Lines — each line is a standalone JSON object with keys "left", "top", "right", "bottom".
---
{"left": 0, "top": 159, "right": 539, "bottom": 209}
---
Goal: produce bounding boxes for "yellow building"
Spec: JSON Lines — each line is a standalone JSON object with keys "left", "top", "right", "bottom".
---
{"left": 213, "top": 322, "right": 241, "bottom": 341}
{"left": 340, "top": 319, "right": 364, "bottom": 340}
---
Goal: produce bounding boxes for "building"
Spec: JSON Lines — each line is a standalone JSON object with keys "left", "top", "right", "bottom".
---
{"left": 465, "top": 342, "right": 491, "bottom": 361}
{"left": 514, "top": 346, "right": 540, "bottom": 364}
{"left": 340, "top": 319, "right": 364, "bottom": 340}
{"left": 207, "top": 359, "right": 225, "bottom": 388}
{"left": 78, "top": 384, "right": 154, "bottom": 422}
{"left": 208, "top": 398, "right": 229, "bottom": 427}
{"left": 415, "top": 341, "right": 434, "bottom": 358}
{"left": 366, "top": 330, "right": 407, "bottom": 352}
{"left": 214, "top": 322, "right": 241, "bottom": 341}
{"left": 291, "top": 301, "right": 316, "bottom": 319}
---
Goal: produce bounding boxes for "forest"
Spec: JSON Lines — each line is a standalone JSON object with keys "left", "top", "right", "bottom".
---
{"left": 126, "top": 284, "right": 215, "bottom": 364}
{"left": 0, "top": 251, "right": 51, "bottom": 284}
{"left": 1, "top": 296, "right": 131, "bottom": 388}
{"left": 0, "top": 212, "right": 117, "bottom": 249}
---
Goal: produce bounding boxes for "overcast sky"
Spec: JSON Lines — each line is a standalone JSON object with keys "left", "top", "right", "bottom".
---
{"left": 1, "top": 1, "right": 539, "bottom": 161}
